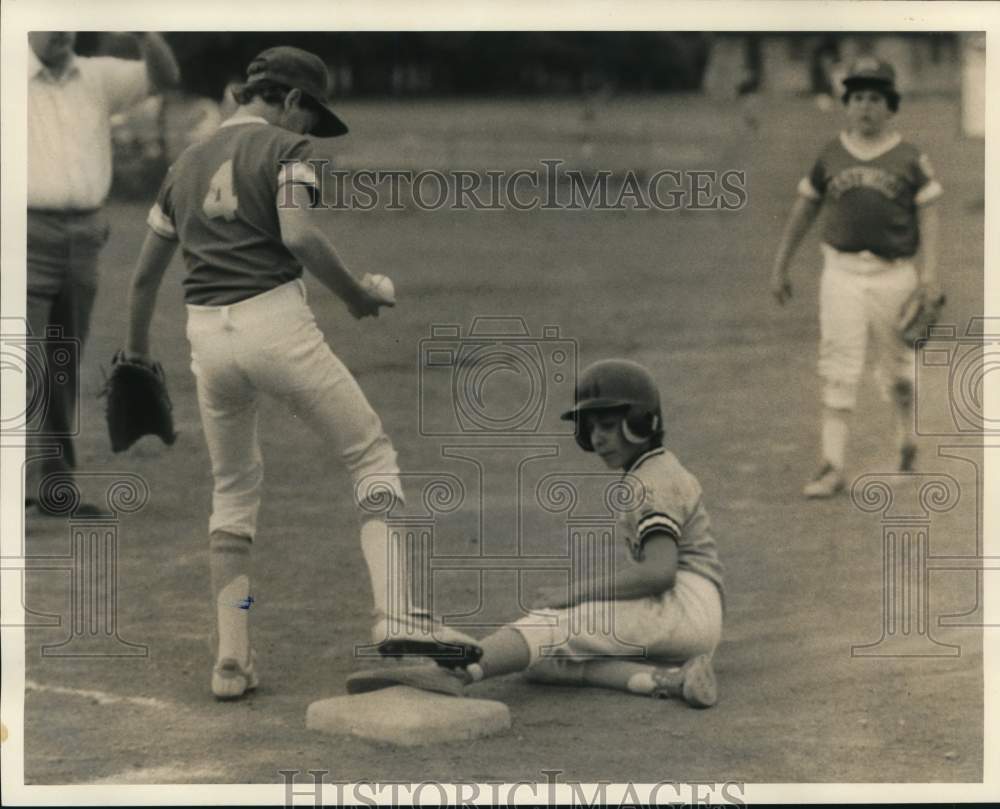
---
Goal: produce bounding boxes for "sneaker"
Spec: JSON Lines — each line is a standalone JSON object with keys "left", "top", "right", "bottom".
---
{"left": 802, "top": 463, "right": 846, "bottom": 499}
{"left": 372, "top": 609, "right": 483, "bottom": 669}
{"left": 650, "top": 654, "right": 717, "bottom": 709}
{"left": 212, "top": 649, "right": 258, "bottom": 700}
{"left": 346, "top": 663, "right": 469, "bottom": 697}
{"left": 899, "top": 443, "right": 918, "bottom": 473}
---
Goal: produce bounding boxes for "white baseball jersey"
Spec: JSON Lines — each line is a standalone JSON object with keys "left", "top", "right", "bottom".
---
{"left": 617, "top": 448, "right": 725, "bottom": 600}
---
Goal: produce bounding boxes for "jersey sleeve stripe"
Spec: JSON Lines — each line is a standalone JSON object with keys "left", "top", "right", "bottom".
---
{"left": 915, "top": 179, "right": 944, "bottom": 206}
{"left": 277, "top": 161, "right": 319, "bottom": 190}
{"left": 637, "top": 513, "right": 682, "bottom": 540}
{"left": 797, "top": 176, "right": 821, "bottom": 200}
{"left": 146, "top": 203, "right": 177, "bottom": 239}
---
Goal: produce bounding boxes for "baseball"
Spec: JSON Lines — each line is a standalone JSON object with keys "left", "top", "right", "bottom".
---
{"left": 361, "top": 272, "right": 396, "bottom": 304}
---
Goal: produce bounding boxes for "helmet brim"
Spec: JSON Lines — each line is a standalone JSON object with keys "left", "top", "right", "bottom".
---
{"left": 560, "top": 399, "right": 631, "bottom": 420}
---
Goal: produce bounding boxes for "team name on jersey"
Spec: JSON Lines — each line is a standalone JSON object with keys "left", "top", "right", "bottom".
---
{"left": 826, "top": 166, "right": 904, "bottom": 200}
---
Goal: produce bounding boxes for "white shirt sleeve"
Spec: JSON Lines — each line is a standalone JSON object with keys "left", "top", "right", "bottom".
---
{"left": 277, "top": 160, "right": 319, "bottom": 191}
{"left": 147, "top": 202, "right": 177, "bottom": 239}
{"left": 89, "top": 56, "right": 150, "bottom": 115}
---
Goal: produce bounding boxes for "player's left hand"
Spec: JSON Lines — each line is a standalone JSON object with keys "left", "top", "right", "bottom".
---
{"left": 346, "top": 288, "right": 386, "bottom": 319}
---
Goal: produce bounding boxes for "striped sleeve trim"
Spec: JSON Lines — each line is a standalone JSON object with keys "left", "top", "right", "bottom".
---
{"left": 146, "top": 203, "right": 176, "bottom": 239}
{"left": 915, "top": 180, "right": 944, "bottom": 206}
{"left": 277, "top": 161, "right": 318, "bottom": 190}
{"left": 797, "top": 176, "right": 821, "bottom": 200}
{"left": 636, "top": 512, "right": 682, "bottom": 541}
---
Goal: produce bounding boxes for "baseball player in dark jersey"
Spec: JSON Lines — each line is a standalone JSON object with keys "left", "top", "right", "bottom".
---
{"left": 347, "top": 360, "right": 724, "bottom": 708}
{"left": 124, "top": 47, "right": 477, "bottom": 699}
{"left": 770, "top": 57, "right": 942, "bottom": 498}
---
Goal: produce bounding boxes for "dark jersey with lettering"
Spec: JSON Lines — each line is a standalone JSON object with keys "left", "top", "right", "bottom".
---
{"left": 798, "top": 132, "right": 942, "bottom": 260}
{"left": 147, "top": 115, "right": 319, "bottom": 305}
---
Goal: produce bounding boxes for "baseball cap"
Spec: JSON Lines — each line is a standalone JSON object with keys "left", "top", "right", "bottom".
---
{"left": 843, "top": 57, "right": 896, "bottom": 88}
{"left": 245, "top": 46, "right": 348, "bottom": 137}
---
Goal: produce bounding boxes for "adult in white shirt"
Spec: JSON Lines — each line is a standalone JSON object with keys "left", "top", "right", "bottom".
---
{"left": 26, "top": 31, "right": 180, "bottom": 516}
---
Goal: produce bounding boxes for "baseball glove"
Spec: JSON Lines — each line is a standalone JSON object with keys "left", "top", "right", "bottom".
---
{"left": 101, "top": 351, "right": 178, "bottom": 453}
{"left": 898, "top": 287, "right": 946, "bottom": 347}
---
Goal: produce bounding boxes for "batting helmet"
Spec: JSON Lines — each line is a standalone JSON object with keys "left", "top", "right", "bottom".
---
{"left": 560, "top": 359, "right": 663, "bottom": 452}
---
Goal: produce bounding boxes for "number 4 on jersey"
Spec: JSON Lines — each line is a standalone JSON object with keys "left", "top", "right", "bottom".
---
{"left": 203, "top": 160, "right": 239, "bottom": 221}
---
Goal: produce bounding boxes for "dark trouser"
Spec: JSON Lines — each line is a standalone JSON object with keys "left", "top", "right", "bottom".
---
{"left": 25, "top": 208, "right": 109, "bottom": 503}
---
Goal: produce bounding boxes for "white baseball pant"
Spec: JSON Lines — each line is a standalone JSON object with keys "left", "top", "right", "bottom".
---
{"left": 512, "top": 570, "right": 722, "bottom": 671}
{"left": 817, "top": 243, "right": 919, "bottom": 411}
{"left": 185, "top": 279, "right": 403, "bottom": 540}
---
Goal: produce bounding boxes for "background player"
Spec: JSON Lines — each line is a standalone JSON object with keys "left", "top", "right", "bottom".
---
{"left": 123, "top": 46, "right": 477, "bottom": 699}
{"left": 26, "top": 31, "right": 179, "bottom": 516}
{"left": 347, "top": 359, "right": 725, "bottom": 708}
{"left": 769, "top": 57, "right": 943, "bottom": 498}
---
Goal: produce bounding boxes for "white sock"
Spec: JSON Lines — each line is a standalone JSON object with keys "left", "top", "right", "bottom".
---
{"left": 821, "top": 410, "right": 849, "bottom": 470}
{"left": 216, "top": 575, "right": 250, "bottom": 664}
{"left": 209, "top": 532, "right": 252, "bottom": 664}
{"left": 361, "top": 519, "right": 405, "bottom": 616}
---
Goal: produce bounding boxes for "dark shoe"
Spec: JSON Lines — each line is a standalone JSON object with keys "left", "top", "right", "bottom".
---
{"left": 372, "top": 609, "right": 483, "bottom": 668}
{"left": 346, "top": 663, "right": 469, "bottom": 697}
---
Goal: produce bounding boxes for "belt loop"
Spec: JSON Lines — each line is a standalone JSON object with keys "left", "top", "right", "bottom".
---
{"left": 221, "top": 306, "right": 233, "bottom": 331}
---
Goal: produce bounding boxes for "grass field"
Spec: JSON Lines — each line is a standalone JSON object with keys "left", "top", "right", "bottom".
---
{"left": 22, "top": 94, "right": 985, "bottom": 785}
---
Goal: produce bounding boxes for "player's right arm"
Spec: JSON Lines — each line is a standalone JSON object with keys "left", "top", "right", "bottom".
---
{"left": 770, "top": 195, "right": 821, "bottom": 305}
{"left": 771, "top": 152, "right": 828, "bottom": 305}
{"left": 125, "top": 230, "right": 178, "bottom": 362}
{"left": 277, "top": 183, "right": 386, "bottom": 319}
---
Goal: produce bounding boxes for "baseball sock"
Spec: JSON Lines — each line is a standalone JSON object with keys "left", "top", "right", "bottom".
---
{"left": 821, "top": 408, "right": 849, "bottom": 470}
{"left": 581, "top": 660, "right": 670, "bottom": 694}
{"left": 209, "top": 531, "right": 252, "bottom": 665}
{"left": 466, "top": 627, "right": 532, "bottom": 682}
{"left": 361, "top": 518, "right": 406, "bottom": 617}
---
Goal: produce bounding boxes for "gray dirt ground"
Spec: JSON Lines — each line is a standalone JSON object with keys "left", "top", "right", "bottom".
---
{"left": 21, "top": 95, "right": 984, "bottom": 784}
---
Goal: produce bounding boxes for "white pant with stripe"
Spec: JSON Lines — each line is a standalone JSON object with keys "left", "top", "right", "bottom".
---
{"left": 817, "top": 243, "right": 919, "bottom": 411}
{"left": 513, "top": 570, "right": 722, "bottom": 670}
{"left": 185, "top": 279, "right": 403, "bottom": 540}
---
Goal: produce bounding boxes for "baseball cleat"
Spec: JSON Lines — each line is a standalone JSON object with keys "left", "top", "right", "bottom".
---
{"left": 212, "top": 649, "right": 259, "bottom": 700}
{"left": 650, "top": 654, "right": 717, "bottom": 709}
{"left": 899, "top": 443, "right": 918, "bottom": 472}
{"left": 372, "top": 609, "right": 483, "bottom": 669}
{"left": 803, "top": 463, "right": 846, "bottom": 499}
{"left": 346, "top": 663, "right": 469, "bottom": 697}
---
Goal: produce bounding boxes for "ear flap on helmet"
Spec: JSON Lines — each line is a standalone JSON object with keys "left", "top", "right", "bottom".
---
{"left": 621, "top": 410, "right": 661, "bottom": 445}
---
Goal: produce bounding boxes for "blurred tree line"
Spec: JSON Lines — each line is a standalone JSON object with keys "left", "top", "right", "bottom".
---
{"left": 78, "top": 32, "right": 712, "bottom": 100}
